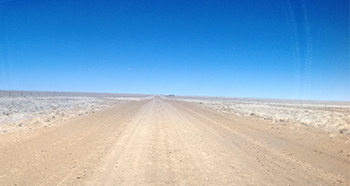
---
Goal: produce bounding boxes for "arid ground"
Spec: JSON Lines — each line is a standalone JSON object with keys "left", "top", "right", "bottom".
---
{"left": 0, "top": 96, "right": 349, "bottom": 185}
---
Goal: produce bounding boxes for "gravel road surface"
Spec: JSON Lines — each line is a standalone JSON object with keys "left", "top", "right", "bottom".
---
{"left": 0, "top": 97, "right": 349, "bottom": 185}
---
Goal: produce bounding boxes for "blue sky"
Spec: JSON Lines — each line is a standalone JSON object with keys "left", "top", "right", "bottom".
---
{"left": 0, "top": 0, "right": 349, "bottom": 101}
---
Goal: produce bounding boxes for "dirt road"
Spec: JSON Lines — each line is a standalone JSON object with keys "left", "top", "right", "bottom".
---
{"left": 0, "top": 97, "right": 349, "bottom": 185}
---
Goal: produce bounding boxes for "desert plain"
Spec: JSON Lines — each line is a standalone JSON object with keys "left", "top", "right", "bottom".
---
{"left": 0, "top": 91, "right": 349, "bottom": 185}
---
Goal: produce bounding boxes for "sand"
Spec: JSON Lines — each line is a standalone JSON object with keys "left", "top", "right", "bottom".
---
{"left": 0, "top": 95, "right": 349, "bottom": 185}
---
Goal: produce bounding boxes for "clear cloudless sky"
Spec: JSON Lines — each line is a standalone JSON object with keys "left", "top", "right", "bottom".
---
{"left": 0, "top": 0, "right": 349, "bottom": 101}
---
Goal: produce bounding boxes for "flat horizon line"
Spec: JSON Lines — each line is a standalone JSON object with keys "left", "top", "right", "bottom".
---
{"left": 1, "top": 90, "right": 349, "bottom": 103}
